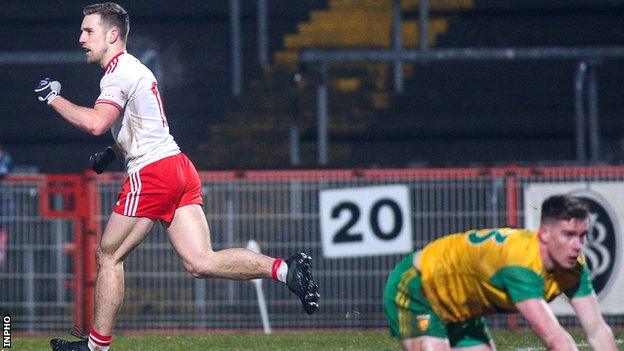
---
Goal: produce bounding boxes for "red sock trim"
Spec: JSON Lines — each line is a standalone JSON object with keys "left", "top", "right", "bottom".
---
{"left": 271, "top": 258, "right": 284, "bottom": 281}
{"left": 89, "top": 330, "right": 112, "bottom": 346}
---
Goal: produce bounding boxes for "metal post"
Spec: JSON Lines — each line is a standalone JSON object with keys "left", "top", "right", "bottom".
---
{"left": 257, "top": 0, "right": 269, "bottom": 66}
{"left": 25, "top": 243, "right": 35, "bottom": 332}
{"left": 54, "top": 222, "right": 66, "bottom": 305}
{"left": 289, "top": 125, "right": 300, "bottom": 166}
{"left": 419, "top": 0, "right": 429, "bottom": 50}
{"left": 317, "top": 63, "right": 329, "bottom": 166}
{"left": 392, "top": 0, "right": 403, "bottom": 94}
{"left": 574, "top": 61, "right": 587, "bottom": 163}
{"left": 230, "top": 0, "right": 242, "bottom": 96}
{"left": 0, "top": 51, "right": 84, "bottom": 65}
{"left": 194, "top": 278, "right": 207, "bottom": 328}
{"left": 226, "top": 186, "right": 236, "bottom": 302}
{"left": 490, "top": 178, "right": 503, "bottom": 228}
{"left": 587, "top": 62, "right": 600, "bottom": 162}
{"left": 246, "top": 240, "right": 272, "bottom": 334}
{"left": 52, "top": 194, "right": 65, "bottom": 306}
{"left": 289, "top": 180, "right": 302, "bottom": 215}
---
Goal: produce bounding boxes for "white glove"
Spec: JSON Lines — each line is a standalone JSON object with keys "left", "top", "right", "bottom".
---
{"left": 34, "top": 78, "right": 62, "bottom": 104}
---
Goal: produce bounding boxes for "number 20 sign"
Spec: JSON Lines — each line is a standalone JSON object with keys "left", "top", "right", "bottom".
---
{"left": 319, "top": 185, "right": 413, "bottom": 258}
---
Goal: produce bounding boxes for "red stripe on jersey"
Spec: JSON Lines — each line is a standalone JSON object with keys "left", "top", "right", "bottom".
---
{"left": 95, "top": 99, "right": 123, "bottom": 113}
{"left": 105, "top": 58, "right": 117, "bottom": 74}
{"left": 104, "top": 51, "right": 125, "bottom": 74}
{"left": 151, "top": 81, "right": 168, "bottom": 127}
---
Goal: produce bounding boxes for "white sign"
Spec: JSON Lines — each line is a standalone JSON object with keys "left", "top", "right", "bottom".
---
{"left": 319, "top": 185, "right": 413, "bottom": 258}
{"left": 523, "top": 182, "right": 624, "bottom": 315}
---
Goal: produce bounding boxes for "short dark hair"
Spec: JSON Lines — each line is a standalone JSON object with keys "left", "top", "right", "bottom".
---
{"left": 83, "top": 3, "right": 130, "bottom": 42}
{"left": 540, "top": 194, "right": 588, "bottom": 223}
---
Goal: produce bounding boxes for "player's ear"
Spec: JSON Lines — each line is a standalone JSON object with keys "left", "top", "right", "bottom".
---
{"left": 108, "top": 27, "right": 120, "bottom": 44}
{"left": 538, "top": 223, "right": 551, "bottom": 242}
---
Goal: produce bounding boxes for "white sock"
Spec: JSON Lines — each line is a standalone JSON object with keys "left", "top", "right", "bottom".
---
{"left": 277, "top": 261, "right": 288, "bottom": 282}
{"left": 88, "top": 331, "right": 111, "bottom": 351}
{"left": 88, "top": 339, "right": 109, "bottom": 351}
{"left": 272, "top": 259, "right": 288, "bottom": 282}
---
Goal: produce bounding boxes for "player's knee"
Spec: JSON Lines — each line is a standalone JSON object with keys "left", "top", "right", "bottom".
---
{"left": 184, "top": 252, "right": 218, "bottom": 278}
{"left": 95, "top": 246, "right": 118, "bottom": 267}
{"left": 402, "top": 336, "right": 450, "bottom": 351}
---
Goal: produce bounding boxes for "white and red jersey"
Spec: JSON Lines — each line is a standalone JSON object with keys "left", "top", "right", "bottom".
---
{"left": 95, "top": 51, "right": 180, "bottom": 173}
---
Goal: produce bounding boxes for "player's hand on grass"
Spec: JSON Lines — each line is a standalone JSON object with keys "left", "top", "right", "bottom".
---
{"left": 34, "top": 78, "right": 62, "bottom": 104}
{"left": 90, "top": 145, "right": 117, "bottom": 174}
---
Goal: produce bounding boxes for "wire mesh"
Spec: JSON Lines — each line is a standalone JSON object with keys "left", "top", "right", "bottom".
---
{"left": 2, "top": 167, "right": 624, "bottom": 331}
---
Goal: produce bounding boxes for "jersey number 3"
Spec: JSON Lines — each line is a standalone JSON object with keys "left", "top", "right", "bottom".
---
{"left": 468, "top": 230, "right": 508, "bottom": 245}
{"left": 151, "top": 81, "right": 168, "bottom": 127}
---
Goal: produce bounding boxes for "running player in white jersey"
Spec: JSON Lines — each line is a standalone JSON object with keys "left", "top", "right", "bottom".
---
{"left": 97, "top": 49, "right": 181, "bottom": 174}
{"left": 35, "top": 3, "right": 319, "bottom": 351}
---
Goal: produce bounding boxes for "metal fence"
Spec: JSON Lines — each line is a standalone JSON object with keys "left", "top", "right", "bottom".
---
{"left": 1, "top": 167, "right": 623, "bottom": 332}
{"left": 0, "top": 176, "right": 74, "bottom": 332}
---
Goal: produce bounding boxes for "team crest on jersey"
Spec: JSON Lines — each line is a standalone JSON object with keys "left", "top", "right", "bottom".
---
{"left": 416, "top": 314, "right": 430, "bottom": 331}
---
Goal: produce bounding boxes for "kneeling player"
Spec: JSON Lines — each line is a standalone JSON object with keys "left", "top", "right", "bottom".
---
{"left": 384, "top": 194, "right": 617, "bottom": 351}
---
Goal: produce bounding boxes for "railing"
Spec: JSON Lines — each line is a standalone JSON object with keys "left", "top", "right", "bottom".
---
{"left": 1, "top": 166, "right": 623, "bottom": 332}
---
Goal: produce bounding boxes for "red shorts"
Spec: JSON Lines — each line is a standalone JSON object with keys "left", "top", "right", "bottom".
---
{"left": 113, "top": 153, "right": 203, "bottom": 223}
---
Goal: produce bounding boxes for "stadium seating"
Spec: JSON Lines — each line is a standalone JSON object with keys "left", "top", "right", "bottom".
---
{"left": 5, "top": 1, "right": 622, "bottom": 171}
{"left": 199, "top": 0, "right": 469, "bottom": 169}
{"left": 199, "top": 0, "right": 624, "bottom": 169}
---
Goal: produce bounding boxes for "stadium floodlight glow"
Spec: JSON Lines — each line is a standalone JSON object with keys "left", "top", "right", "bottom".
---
{"left": 0, "top": 51, "right": 85, "bottom": 65}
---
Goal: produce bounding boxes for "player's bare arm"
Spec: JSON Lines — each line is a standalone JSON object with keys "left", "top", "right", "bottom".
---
{"left": 515, "top": 298, "right": 578, "bottom": 351}
{"left": 34, "top": 77, "right": 120, "bottom": 136}
{"left": 49, "top": 97, "right": 120, "bottom": 136}
{"left": 570, "top": 293, "right": 618, "bottom": 350}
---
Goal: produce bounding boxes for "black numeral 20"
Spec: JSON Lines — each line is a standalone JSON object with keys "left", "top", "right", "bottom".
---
{"left": 331, "top": 199, "right": 403, "bottom": 243}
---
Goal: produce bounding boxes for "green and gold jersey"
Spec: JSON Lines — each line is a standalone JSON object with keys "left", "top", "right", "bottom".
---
{"left": 419, "top": 228, "right": 593, "bottom": 323}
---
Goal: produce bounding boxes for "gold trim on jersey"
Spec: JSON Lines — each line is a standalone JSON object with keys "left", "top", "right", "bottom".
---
{"left": 398, "top": 267, "right": 418, "bottom": 292}
{"left": 396, "top": 267, "right": 419, "bottom": 336}
{"left": 398, "top": 296, "right": 411, "bottom": 337}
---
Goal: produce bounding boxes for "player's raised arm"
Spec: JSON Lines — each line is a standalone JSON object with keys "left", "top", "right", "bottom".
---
{"left": 515, "top": 298, "right": 578, "bottom": 351}
{"left": 34, "top": 78, "right": 121, "bottom": 136}
{"left": 569, "top": 293, "right": 618, "bottom": 351}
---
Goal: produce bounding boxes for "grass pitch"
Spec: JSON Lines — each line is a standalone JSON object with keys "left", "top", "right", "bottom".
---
{"left": 13, "top": 329, "right": 624, "bottom": 350}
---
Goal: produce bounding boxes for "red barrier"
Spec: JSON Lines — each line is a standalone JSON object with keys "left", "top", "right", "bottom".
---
{"left": 38, "top": 172, "right": 101, "bottom": 331}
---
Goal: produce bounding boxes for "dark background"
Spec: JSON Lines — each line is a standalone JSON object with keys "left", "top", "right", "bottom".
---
{"left": 1, "top": 0, "right": 624, "bottom": 172}
{"left": 1, "top": 1, "right": 265, "bottom": 172}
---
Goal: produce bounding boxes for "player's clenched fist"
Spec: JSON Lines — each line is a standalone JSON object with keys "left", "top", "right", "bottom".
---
{"left": 34, "top": 78, "right": 61, "bottom": 104}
